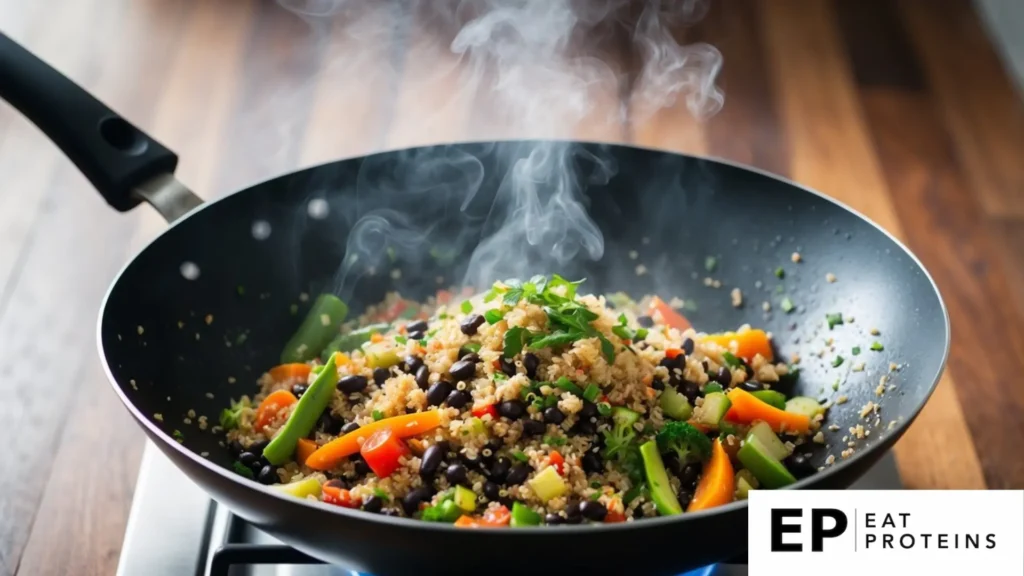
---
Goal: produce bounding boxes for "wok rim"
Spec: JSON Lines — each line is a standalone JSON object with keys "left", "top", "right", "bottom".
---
{"left": 96, "top": 138, "right": 951, "bottom": 536}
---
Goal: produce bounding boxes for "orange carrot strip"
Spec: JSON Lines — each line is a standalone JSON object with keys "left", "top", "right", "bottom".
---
{"left": 255, "top": 389, "right": 298, "bottom": 433}
{"left": 296, "top": 438, "right": 318, "bottom": 464}
{"left": 725, "top": 388, "right": 810, "bottom": 434}
{"left": 702, "top": 329, "right": 774, "bottom": 362}
{"left": 649, "top": 296, "right": 692, "bottom": 332}
{"left": 664, "top": 348, "right": 683, "bottom": 360}
{"left": 268, "top": 363, "right": 312, "bottom": 384}
{"left": 687, "top": 438, "right": 735, "bottom": 512}
{"left": 305, "top": 410, "right": 442, "bottom": 470}
{"left": 454, "top": 515, "right": 480, "bottom": 528}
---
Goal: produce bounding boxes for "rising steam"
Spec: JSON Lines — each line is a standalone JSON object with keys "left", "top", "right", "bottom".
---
{"left": 275, "top": 0, "right": 724, "bottom": 296}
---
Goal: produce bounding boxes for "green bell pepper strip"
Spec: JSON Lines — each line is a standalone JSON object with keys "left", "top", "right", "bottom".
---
{"left": 263, "top": 354, "right": 339, "bottom": 465}
{"left": 320, "top": 322, "right": 389, "bottom": 361}
{"left": 280, "top": 294, "right": 348, "bottom": 364}
{"left": 510, "top": 502, "right": 543, "bottom": 526}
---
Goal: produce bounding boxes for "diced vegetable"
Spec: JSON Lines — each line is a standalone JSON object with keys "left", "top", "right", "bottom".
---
{"left": 750, "top": 390, "right": 787, "bottom": 410}
{"left": 611, "top": 406, "right": 641, "bottom": 428}
{"left": 454, "top": 485, "right": 477, "bottom": 512}
{"left": 553, "top": 376, "right": 585, "bottom": 397}
{"left": 747, "top": 421, "right": 791, "bottom": 461}
{"left": 648, "top": 296, "right": 692, "bottom": 331}
{"left": 263, "top": 355, "right": 339, "bottom": 465}
{"left": 528, "top": 466, "right": 567, "bottom": 502}
{"left": 696, "top": 391, "right": 731, "bottom": 428}
{"left": 510, "top": 502, "right": 543, "bottom": 527}
{"left": 305, "top": 410, "right": 442, "bottom": 470}
{"left": 274, "top": 477, "right": 322, "bottom": 499}
{"left": 296, "top": 437, "right": 318, "bottom": 464}
{"left": 320, "top": 322, "right": 389, "bottom": 360}
{"left": 471, "top": 403, "right": 498, "bottom": 419}
{"left": 582, "top": 383, "right": 601, "bottom": 402}
{"left": 735, "top": 469, "right": 759, "bottom": 500}
{"left": 687, "top": 438, "right": 735, "bottom": 512}
{"left": 703, "top": 383, "right": 723, "bottom": 394}
{"left": 322, "top": 483, "right": 358, "bottom": 508}
{"left": 232, "top": 461, "right": 254, "bottom": 479}
{"left": 254, "top": 389, "right": 298, "bottom": 434}
{"left": 702, "top": 329, "right": 774, "bottom": 362}
{"left": 365, "top": 343, "right": 401, "bottom": 369}
{"left": 454, "top": 505, "right": 511, "bottom": 528}
{"left": 280, "top": 294, "right": 348, "bottom": 363}
{"left": 659, "top": 386, "right": 693, "bottom": 420}
{"left": 656, "top": 421, "right": 712, "bottom": 464}
{"left": 639, "top": 440, "right": 682, "bottom": 516}
{"left": 780, "top": 297, "right": 795, "bottom": 313}
{"left": 359, "top": 427, "right": 409, "bottom": 478}
{"left": 785, "top": 396, "right": 826, "bottom": 420}
{"left": 268, "top": 363, "right": 312, "bottom": 384}
{"left": 422, "top": 499, "right": 462, "bottom": 523}
{"left": 725, "top": 388, "right": 811, "bottom": 435}
{"left": 826, "top": 313, "right": 844, "bottom": 330}
{"left": 549, "top": 451, "right": 565, "bottom": 475}
{"left": 219, "top": 398, "right": 247, "bottom": 431}
{"left": 832, "top": 355, "right": 844, "bottom": 368}
{"left": 737, "top": 435, "right": 797, "bottom": 489}
{"left": 870, "top": 341, "right": 884, "bottom": 351}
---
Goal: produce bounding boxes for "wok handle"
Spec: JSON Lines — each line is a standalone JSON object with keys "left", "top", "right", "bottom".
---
{"left": 0, "top": 31, "right": 178, "bottom": 212}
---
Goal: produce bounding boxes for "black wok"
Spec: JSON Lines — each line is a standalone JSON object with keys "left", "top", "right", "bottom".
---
{"left": 0, "top": 32, "right": 948, "bottom": 576}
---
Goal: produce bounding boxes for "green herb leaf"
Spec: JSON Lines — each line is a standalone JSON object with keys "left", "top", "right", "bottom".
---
{"left": 484, "top": 309, "right": 506, "bottom": 325}
{"left": 173, "top": 430, "right": 184, "bottom": 441}
{"left": 583, "top": 383, "right": 601, "bottom": 402}
{"left": 546, "top": 274, "right": 583, "bottom": 300}
{"left": 635, "top": 328, "right": 649, "bottom": 340}
{"left": 617, "top": 313, "right": 628, "bottom": 325}
{"left": 543, "top": 435, "right": 567, "bottom": 446}
{"left": 461, "top": 300, "right": 473, "bottom": 314}
{"left": 611, "top": 325, "right": 633, "bottom": 340}
{"left": 494, "top": 372, "right": 508, "bottom": 381}
{"left": 503, "top": 288, "right": 524, "bottom": 306}
{"left": 870, "top": 341, "right": 884, "bottom": 352}
{"left": 826, "top": 313, "right": 844, "bottom": 330}
{"left": 483, "top": 287, "right": 500, "bottom": 303}
{"left": 721, "top": 351, "right": 742, "bottom": 369}
{"left": 503, "top": 326, "right": 528, "bottom": 358}
{"left": 597, "top": 402, "right": 612, "bottom": 417}
{"left": 464, "top": 342, "right": 482, "bottom": 353}
{"left": 528, "top": 330, "right": 582, "bottom": 349}
{"left": 372, "top": 410, "right": 384, "bottom": 421}
{"left": 544, "top": 395, "right": 559, "bottom": 408}
{"left": 531, "top": 399, "right": 545, "bottom": 411}
{"left": 373, "top": 487, "right": 390, "bottom": 501}
{"left": 705, "top": 256, "right": 718, "bottom": 272}
{"left": 395, "top": 335, "right": 408, "bottom": 345}
{"left": 598, "top": 334, "right": 616, "bottom": 363}
{"left": 590, "top": 480, "right": 602, "bottom": 489}
{"left": 775, "top": 267, "right": 785, "bottom": 279}
{"left": 780, "top": 297, "right": 795, "bottom": 313}
{"left": 512, "top": 450, "right": 529, "bottom": 463}
{"left": 589, "top": 492, "right": 602, "bottom": 501}
{"left": 852, "top": 346, "right": 861, "bottom": 355}
{"left": 832, "top": 356, "right": 844, "bottom": 368}
{"left": 232, "top": 461, "right": 254, "bottom": 479}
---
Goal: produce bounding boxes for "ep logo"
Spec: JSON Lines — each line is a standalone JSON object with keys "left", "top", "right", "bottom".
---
{"left": 770, "top": 508, "right": 848, "bottom": 552}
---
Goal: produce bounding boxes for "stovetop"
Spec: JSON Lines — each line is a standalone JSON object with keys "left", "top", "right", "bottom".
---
{"left": 117, "top": 441, "right": 903, "bottom": 576}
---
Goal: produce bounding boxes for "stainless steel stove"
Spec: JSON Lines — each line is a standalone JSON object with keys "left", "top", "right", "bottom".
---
{"left": 117, "top": 441, "right": 904, "bottom": 576}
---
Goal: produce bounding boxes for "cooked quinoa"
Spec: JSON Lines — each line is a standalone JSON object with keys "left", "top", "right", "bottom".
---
{"left": 219, "top": 276, "right": 826, "bottom": 526}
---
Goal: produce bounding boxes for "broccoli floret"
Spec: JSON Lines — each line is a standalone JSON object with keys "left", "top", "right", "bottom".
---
{"left": 601, "top": 409, "right": 645, "bottom": 483}
{"left": 656, "top": 421, "right": 712, "bottom": 464}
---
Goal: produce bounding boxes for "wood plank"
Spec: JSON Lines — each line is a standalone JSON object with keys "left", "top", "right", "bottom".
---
{"left": 861, "top": 89, "right": 1024, "bottom": 488}
{"left": 0, "top": 3, "right": 190, "bottom": 574}
{"left": 900, "top": 0, "right": 1024, "bottom": 218}
{"left": 832, "top": 0, "right": 925, "bottom": 90}
{"left": 759, "top": 0, "right": 985, "bottom": 489}
{"left": 994, "top": 220, "right": 1024, "bottom": 322}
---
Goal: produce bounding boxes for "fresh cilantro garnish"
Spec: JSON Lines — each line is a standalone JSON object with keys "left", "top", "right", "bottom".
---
{"left": 484, "top": 309, "right": 506, "bottom": 324}
{"left": 826, "top": 313, "right": 844, "bottom": 330}
{"left": 503, "top": 326, "right": 529, "bottom": 358}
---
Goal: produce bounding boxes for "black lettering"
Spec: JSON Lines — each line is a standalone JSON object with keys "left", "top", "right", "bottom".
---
{"left": 772, "top": 509, "right": 803, "bottom": 552}
{"left": 900, "top": 534, "right": 915, "bottom": 549}
{"left": 966, "top": 534, "right": 979, "bottom": 549}
{"left": 865, "top": 534, "right": 876, "bottom": 548}
{"left": 899, "top": 512, "right": 910, "bottom": 528}
{"left": 986, "top": 534, "right": 997, "bottom": 549}
{"left": 921, "top": 533, "right": 931, "bottom": 548}
{"left": 865, "top": 513, "right": 875, "bottom": 528}
{"left": 883, "top": 534, "right": 893, "bottom": 548}
{"left": 811, "top": 509, "right": 848, "bottom": 552}
{"left": 938, "top": 534, "right": 947, "bottom": 549}
{"left": 881, "top": 513, "right": 895, "bottom": 528}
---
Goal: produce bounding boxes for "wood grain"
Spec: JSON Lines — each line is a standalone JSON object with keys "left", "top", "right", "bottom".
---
{"left": 0, "top": 0, "right": 1022, "bottom": 573}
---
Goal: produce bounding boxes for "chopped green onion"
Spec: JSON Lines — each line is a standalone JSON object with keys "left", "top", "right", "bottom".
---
{"left": 582, "top": 383, "right": 601, "bottom": 402}
{"left": 461, "top": 300, "right": 473, "bottom": 314}
{"left": 870, "top": 341, "right": 884, "bottom": 352}
{"left": 775, "top": 267, "right": 785, "bottom": 279}
{"left": 373, "top": 487, "right": 390, "bottom": 501}
{"left": 635, "top": 328, "right": 649, "bottom": 339}
{"left": 832, "top": 356, "right": 844, "bottom": 368}
{"left": 464, "top": 342, "right": 482, "bottom": 353}
{"left": 494, "top": 372, "right": 508, "bottom": 381}
{"left": 543, "top": 435, "right": 567, "bottom": 447}
{"left": 232, "top": 461, "right": 254, "bottom": 479}
{"left": 721, "top": 351, "right": 742, "bottom": 369}
{"left": 611, "top": 325, "right": 633, "bottom": 340}
{"left": 553, "top": 376, "right": 585, "bottom": 397}
{"left": 503, "top": 326, "right": 528, "bottom": 358}
{"left": 617, "top": 313, "right": 628, "bottom": 325}
{"left": 852, "top": 346, "right": 861, "bottom": 355}
{"left": 589, "top": 492, "right": 602, "bottom": 501}
{"left": 826, "top": 313, "right": 844, "bottom": 330}
{"left": 780, "top": 297, "right": 795, "bottom": 313}
{"left": 395, "top": 335, "right": 408, "bottom": 345}
{"left": 512, "top": 450, "right": 529, "bottom": 463}
{"left": 544, "top": 395, "right": 559, "bottom": 409}
{"left": 372, "top": 410, "right": 384, "bottom": 421}
{"left": 704, "top": 382, "right": 723, "bottom": 394}
{"left": 438, "top": 313, "right": 450, "bottom": 320}
{"left": 531, "top": 399, "right": 544, "bottom": 411}
{"left": 705, "top": 256, "right": 718, "bottom": 272}
{"left": 173, "top": 430, "right": 184, "bottom": 441}
{"left": 597, "top": 402, "right": 612, "bottom": 417}
{"left": 590, "top": 480, "right": 602, "bottom": 489}
{"left": 484, "top": 309, "right": 506, "bottom": 325}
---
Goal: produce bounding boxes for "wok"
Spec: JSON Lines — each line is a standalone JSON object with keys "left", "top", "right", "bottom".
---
{"left": 0, "top": 32, "right": 948, "bottom": 576}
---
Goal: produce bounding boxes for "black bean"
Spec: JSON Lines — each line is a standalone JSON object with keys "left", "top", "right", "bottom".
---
{"left": 523, "top": 353, "right": 540, "bottom": 379}
{"left": 426, "top": 381, "right": 453, "bottom": 406}
{"left": 362, "top": 495, "right": 384, "bottom": 513}
{"left": 499, "top": 358, "right": 517, "bottom": 377}
{"left": 582, "top": 452, "right": 603, "bottom": 474}
{"left": 446, "top": 463, "right": 468, "bottom": 485}
{"left": 404, "top": 355, "right": 424, "bottom": 374}
{"left": 481, "top": 440, "right": 502, "bottom": 465}
{"left": 578, "top": 401, "right": 598, "bottom": 419}
{"left": 449, "top": 360, "right": 476, "bottom": 382}
{"left": 680, "top": 381, "right": 700, "bottom": 404}
{"left": 318, "top": 412, "right": 343, "bottom": 435}
{"left": 632, "top": 505, "right": 644, "bottom": 519}
{"left": 497, "top": 400, "right": 526, "bottom": 420}
{"left": 407, "top": 330, "right": 425, "bottom": 341}
{"left": 372, "top": 367, "right": 390, "bottom": 385}
{"left": 229, "top": 440, "right": 245, "bottom": 456}
{"left": 483, "top": 481, "right": 501, "bottom": 501}
{"left": 659, "top": 357, "right": 678, "bottom": 370}
{"left": 460, "top": 452, "right": 484, "bottom": 471}
{"left": 580, "top": 500, "right": 607, "bottom": 521}
{"left": 571, "top": 419, "right": 597, "bottom": 436}
{"left": 352, "top": 456, "right": 371, "bottom": 476}
{"left": 406, "top": 320, "right": 428, "bottom": 333}
{"left": 402, "top": 486, "right": 434, "bottom": 515}
{"left": 740, "top": 380, "right": 762, "bottom": 393}
{"left": 714, "top": 366, "right": 732, "bottom": 387}
{"left": 505, "top": 463, "right": 531, "bottom": 485}
{"left": 521, "top": 419, "right": 546, "bottom": 436}
{"left": 238, "top": 451, "right": 259, "bottom": 467}
{"left": 257, "top": 465, "right": 278, "bottom": 485}
{"left": 249, "top": 440, "right": 269, "bottom": 456}
{"left": 543, "top": 407, "right": 565, "bottom": 425}
{"left": 460, "top": 314, "right": 485, "bottom": 335}
{"left": 651, "top": 378, "right": 665, "bottom": 391}
{"left": 564, "top": 502, "right": 583, "bottom": 524}
{"left": 679, "top": 462, "right": 701, "bottom": 488}
{"left": 784, "top": 452, "right": 817, "bottom": 479}
{"left": 741, "top": 360, "right": 754, "bottom": 379}
{"left": 381, "top": 509, "right": 401, "bottom": 517}
{"left": 291, "top": 383, "right": 308, "bottom": 398}
{"left": 564, "top": 513, "right": 583, "bottom": 525}
{"left": 677, "top": 491, "right": 693, "bottom": 510}
{"left": 341, "top": 421, "right": 361, "bottom": 435}
{"left": 337, "top": 375, "right": 369, "bottom": 394}
{"left": 415, "top": 365, "right": 430, "bottom": 390}
{"left": 702, "top": 360, "right": 710, "bottom": 372}
{"left": 681, "top": 337, "right": 695, "bottom": 355}
{"left": 462, "top": 352, "right": 481, "bottom": 364}
{"left": 420, "top": 444, "right": 445, "bottom": 478}
{"left": 489, "top": 457, "right": 511, "bottom": 483}
{"left": 445, "top": 389, "right": 472, "bottom": 410}
{"left": 637, "top": 315, "right": 654, "bottom": 328}
{"left": 545, "top": 513, "right": 564, "bottom": 525}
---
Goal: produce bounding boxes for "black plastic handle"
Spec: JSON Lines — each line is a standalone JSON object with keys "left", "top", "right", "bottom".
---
{"left": 0, "top": 31, "right": 178, "bottom": 212}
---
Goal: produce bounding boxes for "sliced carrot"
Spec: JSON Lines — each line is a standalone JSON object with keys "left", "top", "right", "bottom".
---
{"left": 687, "top": 438, "right": 735, "bottom": 512}
{"left": 454, "top": 515, "right": 480, "bottom": 528}
{"left": 255, "top": 389, "right": 298, "bottom": 433}
{"left": 296, "top": 438, "right": 318, "bottom": 464}
{"left": 703, "top": 329, "right": 774, "bottom": 362}
{"left": 481, "top": 505, "right": 511, "bottom": 526}
{"left": 268, "top": 363, "right": 312, "bottom": 384}
{"left": 322, "top": 482, "right": 358, "bottom": 508}
{"left": 649, "top": 296, "right": 692, "bottom": 332}
{"left": 725, "top": 388, "right": 810, "bottom": 434}
{"left": 641, "top": 374, "right": 654, "bottom": 386}
{"left": 305, "top": 410, "right": 443, "bottom": 470}
{"left": 664, "top": 348, "right": 684, "bottom": 360}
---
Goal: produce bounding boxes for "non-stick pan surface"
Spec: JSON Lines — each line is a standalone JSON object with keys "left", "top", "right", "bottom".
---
{"left": 1, "top": 32, "right": 948, "bottom": 576}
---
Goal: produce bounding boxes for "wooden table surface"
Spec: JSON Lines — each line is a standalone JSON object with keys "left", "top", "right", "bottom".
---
{"left": 2, "top": 1, "right": 1023, "bottom": 574}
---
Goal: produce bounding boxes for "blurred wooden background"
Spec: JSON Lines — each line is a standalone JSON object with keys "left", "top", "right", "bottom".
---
{"left": 2, "top": 0, "right": 1024, "bottom": 574}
